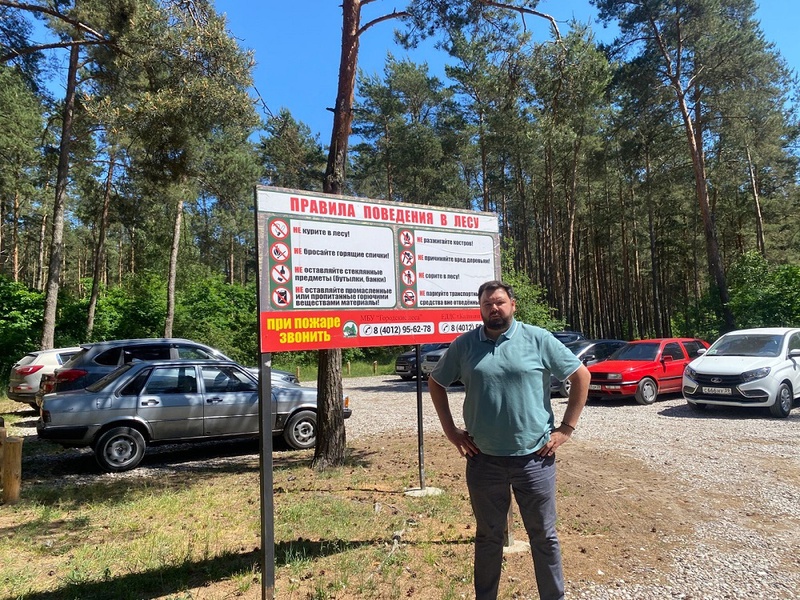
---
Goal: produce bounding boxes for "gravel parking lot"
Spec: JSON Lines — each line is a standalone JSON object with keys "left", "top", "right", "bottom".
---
{"left": 343, "top": 375, "right": 800, "bottom": 599}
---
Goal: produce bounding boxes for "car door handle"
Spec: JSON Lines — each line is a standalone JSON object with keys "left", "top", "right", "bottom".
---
{"left": 206, "top": 397, "right": 223, "bottom": 403}
{"left": 140, "top": 398, "right": 160, "bottom": 406}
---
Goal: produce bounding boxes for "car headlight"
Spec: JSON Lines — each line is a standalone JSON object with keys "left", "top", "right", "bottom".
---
{"left": 607, "top": 373, "right": 622, "bottom": 380}
{"left": 741, "top": 366, "right": 770, "bottom": 383}
{"left": 685, "top": 366, "right": 697, "bottom": 379}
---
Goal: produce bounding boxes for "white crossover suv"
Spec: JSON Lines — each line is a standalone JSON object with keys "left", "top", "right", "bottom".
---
{"left": 683, "top": 327, "right": 800, "bottom": 418}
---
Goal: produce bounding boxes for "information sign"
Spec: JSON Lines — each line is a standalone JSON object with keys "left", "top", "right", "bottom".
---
{"left": 256, "top": 186, "right": 500, "bottom": 351}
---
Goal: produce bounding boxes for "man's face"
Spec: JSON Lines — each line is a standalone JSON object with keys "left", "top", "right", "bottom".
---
{"left": 480, "top": 287, "right": 516, "bottom": 332}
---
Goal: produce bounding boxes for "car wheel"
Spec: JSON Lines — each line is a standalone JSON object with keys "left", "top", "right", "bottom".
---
{"left": 400, "top": 375, "right": 412, "bottom": 381}
{"left": 687, "top": 400, "right": 707, "bottom": 412}
{"left": 634, "top": 378, "right": 658, "bottom": 405}
{"left": 94, "top": 426, "right": 146, "bottom": 472}
{"left": 559, "top": 379, "right": 572, "bottom": 398}
{"left": 283, "top": 410, "right": 317, "bottom": 449}
{"left": 769, "top": 382, "right": 792, "bottom": 418}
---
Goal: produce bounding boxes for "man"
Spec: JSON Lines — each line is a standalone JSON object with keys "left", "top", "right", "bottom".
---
{"left": 428, "top": 280, "right": 590, "bottom": 600}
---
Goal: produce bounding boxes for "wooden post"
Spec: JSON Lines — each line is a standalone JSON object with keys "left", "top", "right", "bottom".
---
{"left": 0, "top": 427, "right": 6, "bottom": 486}
{"left": 504, "top": 485, "right": 514, "bottom": 546}
{"left": 373, "top": 361, "right": 377, "bottom": 374}
{"left": 2, "top": 436, "right": 23, "bottom": 504}
{"left": 347, "top": 361, "right": 351, "bottom": 375}
{"left": 295, "top": 366, "right": 301, "bottom": 382}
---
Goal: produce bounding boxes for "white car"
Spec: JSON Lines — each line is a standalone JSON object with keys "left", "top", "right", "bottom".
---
{"left": 683, "top": 327, "right": 800, "bottom": 418}
{"left": 8, "top": 346, "right": 82, "bottom": 409}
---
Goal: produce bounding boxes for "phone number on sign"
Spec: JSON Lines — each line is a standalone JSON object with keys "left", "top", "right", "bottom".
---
{"left": 439, "top": 321, "right": 482, "bottom": 334}
{"left": 359, "top": 323, "right": 435, "bottom": 337}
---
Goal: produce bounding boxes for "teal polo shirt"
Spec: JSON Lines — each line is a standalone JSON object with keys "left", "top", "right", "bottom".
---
{"left": 430, "top": 319, "right": 581, "bottom": 456}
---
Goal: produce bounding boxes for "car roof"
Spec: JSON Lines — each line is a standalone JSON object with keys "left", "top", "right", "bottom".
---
{"left": 78, "top": 338, "right": 211, "bottom": 349}
{"left": 720, "top": 327, "right": 799, "bottom": 336}
{"left": 626, "top": 337, "right": 703, "bottom": 343}
{"left": 27, "top": 346, "right": 83, "bottom": 356}
{"left": 126, "top": 358, "right": 243, "bottom": 367}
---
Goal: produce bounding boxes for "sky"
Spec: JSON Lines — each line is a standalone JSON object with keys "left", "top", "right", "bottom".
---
{"left": 213, "top": 0, "right": 799, "bottom": 141}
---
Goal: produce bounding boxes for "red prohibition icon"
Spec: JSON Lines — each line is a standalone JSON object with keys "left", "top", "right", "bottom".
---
{"left": 272, "top": 287, "right": 291, "bottom": 306}
{"left": 271, "top": 264, "right": 291, "bottom": 284}
{"left": 402, "top": 289, "right": 417, "bottom": 307}
{"left": 399, "top": 229, "right": 414, "bottom": 247}
{"left": 271, "top": 242, "right": 289, "bottom": 262}
{"left": 270, "top": 219, "right": 289, "bottom": 239}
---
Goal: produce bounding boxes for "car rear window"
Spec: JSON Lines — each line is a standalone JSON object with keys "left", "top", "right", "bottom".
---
{"left": 56, "top": 351, "right": 79, "bottom": 364}
{"left": 611, "top": 342, "right": 659, "bottom": 361}
{"left": 16, "top": 354, "right": 37, "bottom": 367}
{"left": 94, "top": 347, "right": 122, "bottom": 366}
{"left": 87, "top": 363, "right": 137, "bottom": 392}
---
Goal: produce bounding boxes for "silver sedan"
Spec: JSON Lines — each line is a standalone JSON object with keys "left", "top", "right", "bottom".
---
{"left": 37, "top": 359, "right": 351, "bottom": 471}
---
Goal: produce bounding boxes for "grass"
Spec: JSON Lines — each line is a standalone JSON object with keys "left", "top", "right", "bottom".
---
{"left": 0, "top": 394, "right": 479, "bottom": 600}
{"left": 272, "top": 359, "right": 396, "bottom": 382}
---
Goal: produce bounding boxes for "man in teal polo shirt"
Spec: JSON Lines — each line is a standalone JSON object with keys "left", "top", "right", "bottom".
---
{"left": 429, "top": 280, "right": 590, "bottom": 600}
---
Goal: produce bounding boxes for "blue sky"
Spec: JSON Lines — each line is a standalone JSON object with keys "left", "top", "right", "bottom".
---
{"left": 213, "top": 0, "right": 798, "bottom": 140}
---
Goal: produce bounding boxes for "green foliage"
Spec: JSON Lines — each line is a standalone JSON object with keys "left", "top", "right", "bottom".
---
{"left": 727, "top": 251, "right": 800, "bottom": 328}
{"left": 500, "top": 250, "right": 565, "bottom": 331}
{"left": 173, "top": 276, "right": 258, "bottom": 365}
{"left": 0, "top": 276, "right": 44, "bottom": 375}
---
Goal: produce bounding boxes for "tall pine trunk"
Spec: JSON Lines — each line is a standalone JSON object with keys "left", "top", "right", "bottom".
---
{"left": 164, "top": 196, "right": 183, "bottom": 338}
{"left": 314, "top": 0, "right": 361, "bottom": 470}
{"left": 87, "top": 151, "right": 115, "bottom": 339}
{"left": 41, "top": 42, "right": 79, "bottom": 349}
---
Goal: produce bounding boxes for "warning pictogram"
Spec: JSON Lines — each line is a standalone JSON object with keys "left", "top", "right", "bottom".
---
{"left": 272, "top": 287, "right": 291, "bottom": 307}
{"left": 400, "top": 250, "right": 415, "bottom": 267}
{"left": 402, "top": 289, "right": 417, "bottom": 307}
{"left": 270, "top": 219, "right": 289, "bottom": 239}
{"left": 271, "top": 242, "right": 289, "bottom": 262}
{"left": 271, "top": 264, "right": 291, "bottom": 284}
{"left": 402, "top": 269, "right": 416, "bottom": 286}
{"left": 399, "top": 229, "right": 414, "bottom": 247}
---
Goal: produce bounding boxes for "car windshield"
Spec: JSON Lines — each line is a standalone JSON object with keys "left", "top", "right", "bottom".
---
{"left": 706, "top": 334, "right": 783, "bottom": 357}
{"left": 565, "top": 340, "right": 592, "bottom": 354}
{"left": 609, "top": 342, "right": 659, "bottom": 361}
{"left": 86, "top": 363, "right": 137, "bottom": 392}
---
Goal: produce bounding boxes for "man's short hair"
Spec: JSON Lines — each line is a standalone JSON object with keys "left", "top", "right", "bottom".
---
{"left": 478, "top": 280, "right": 515, "bottom": 301}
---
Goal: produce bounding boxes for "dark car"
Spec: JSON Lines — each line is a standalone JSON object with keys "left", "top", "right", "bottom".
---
{"left": 550, "top": 338, "right": 627, "bottom": 397}
{"left": 37, "top": 359, "right": 352, "bottom": 471}
{"left": 41, "top": 338, "right": 233, "bottom": 399}
{"left": 394, "top": 343, "right": 450, "bottom": 380}
{"left": 551, "top": 331, "right": 587, "bottom": 344}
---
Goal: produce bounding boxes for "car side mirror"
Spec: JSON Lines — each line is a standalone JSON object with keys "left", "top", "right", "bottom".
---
{"left": 696, "top": 348, "right": 706, "bottom": 356}
{"left": 582, "top": 353, "right": 596, "bottom": 364}
{"left": 661, "top": 355, "right": 674, "bottom": 363}
{"left": 789, "top": 349, "right": 800, "bottom": 359}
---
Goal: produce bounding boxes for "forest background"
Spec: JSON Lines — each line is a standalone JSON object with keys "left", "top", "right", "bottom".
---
{"left": 1, "top": 0, "right": 799, "bottom": 380}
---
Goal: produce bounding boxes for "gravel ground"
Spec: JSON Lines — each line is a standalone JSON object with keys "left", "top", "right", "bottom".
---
{"left": 9, "top": 375, "right": 800, "bottom": 598}
{"left": 343, "top": 375, "right": 800, "bottom": 600}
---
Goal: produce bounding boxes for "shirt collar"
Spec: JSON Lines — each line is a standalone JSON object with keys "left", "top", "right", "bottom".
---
{"left": 479, "top": 318, "right": 518, "bottom": 343}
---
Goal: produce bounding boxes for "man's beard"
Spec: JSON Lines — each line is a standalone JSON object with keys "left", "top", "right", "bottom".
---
{"left": 483, "top": 314, "right": 512, "bottom": 331}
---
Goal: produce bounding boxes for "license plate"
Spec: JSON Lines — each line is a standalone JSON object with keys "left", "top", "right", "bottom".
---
{"left": 588, "top": 384, "right": 601, "bottom": 391}
{"left": 702, "top": 386, "right": 732, "bottom": 395}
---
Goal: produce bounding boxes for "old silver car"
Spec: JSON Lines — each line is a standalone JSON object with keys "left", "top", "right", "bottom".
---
{"left": 37, "top": 359, "right": 351, "bottom": 471}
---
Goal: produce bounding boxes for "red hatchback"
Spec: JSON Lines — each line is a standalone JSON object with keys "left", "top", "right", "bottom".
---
{"left": 587, "top": 337, "right": 709, "bottom": 405}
